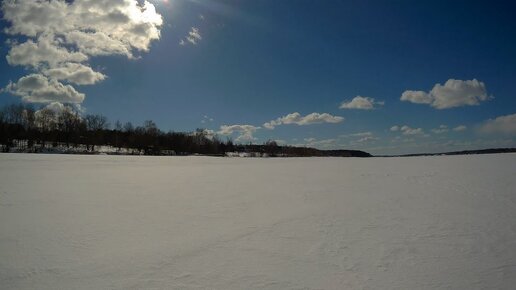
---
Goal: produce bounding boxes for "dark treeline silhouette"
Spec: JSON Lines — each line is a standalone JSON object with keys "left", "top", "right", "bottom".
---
{"left": 0, "top": 103, "right": 371, "bottom": 157}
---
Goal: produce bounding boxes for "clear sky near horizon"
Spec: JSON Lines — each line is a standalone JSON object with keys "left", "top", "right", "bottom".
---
{"left": 0, "top": 0, "right": 515, "bottom": 155}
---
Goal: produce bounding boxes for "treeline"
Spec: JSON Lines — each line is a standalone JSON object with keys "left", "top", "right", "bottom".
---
{"left": 0, "top": 103, "right": 231, "bottom": 155}
{"left": 0, "top": 103, "right": 371, "bottom": 157}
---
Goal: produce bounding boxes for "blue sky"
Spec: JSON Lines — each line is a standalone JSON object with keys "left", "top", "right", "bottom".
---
{"left": 1, "top": 0, "right": 515, "bottom": 155}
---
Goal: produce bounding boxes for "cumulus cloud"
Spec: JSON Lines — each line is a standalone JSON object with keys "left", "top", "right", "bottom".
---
{"left": 2, "top": 0, "right": 163, "bottom": 104}
{"left": 5, "top": 74, "right": 85, "bottom": 103}
{"left": 478, "top": 113, "right": 516, "bottom": 136}
{"left": 43, "top": 63, "right": 106, "bottom": 85}
{"left": 391, "top": 125, "right": 424, "bottom": 135}
{"left": 453, "top": 125, "right": 467, "bottom": 132}
{"left": 6, "top": 36, "right": 88, "bottom": 68}
{"left": 401, "top": 125, "right": 424, "bottom": 135}
{"left": 218, "top": 124, "right": 260, "bottom": 142}
{"left": 401, "top": 79, "right": 491, "bottom": 109}
{"left": 263, "top": 112, "right": 344, "bottom": 130}
{"left": 340, "top": 96, "right": 384, "bottom": 110}
{"left": 400, "top": 90, "right": 433, "bottom": 105}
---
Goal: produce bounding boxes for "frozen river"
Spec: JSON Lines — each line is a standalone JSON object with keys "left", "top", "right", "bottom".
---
{"left": 1, "top": 153, "right": 515, "bottom": 289}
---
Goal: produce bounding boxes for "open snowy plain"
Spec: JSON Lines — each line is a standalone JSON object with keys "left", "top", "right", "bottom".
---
{"left": 1, "top": 153, "right": 515, "bottom": 290}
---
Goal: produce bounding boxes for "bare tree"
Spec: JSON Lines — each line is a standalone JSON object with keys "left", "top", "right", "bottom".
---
{"left": 85, "top": 114, "right": 109, "bottom": 131}
{"left": 123, "top": 122, "right": 134, "bottom": 132}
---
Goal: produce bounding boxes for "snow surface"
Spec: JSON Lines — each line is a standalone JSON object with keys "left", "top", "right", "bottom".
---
{"left": 1, "top": 153, "right": 516, "bottom": 290}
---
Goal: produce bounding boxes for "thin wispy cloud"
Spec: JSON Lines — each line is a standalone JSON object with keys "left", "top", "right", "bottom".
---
{"left": 391, "top": 125, "right": 425, "bottom": 135}
{"left": 201, "top": 115, "right": 214, "bottom": 124}
{"left": 431, "top": 125, "right": 449, "bottom": 134}
{"left": 180, "top": 27, "right": 202, "bottom": 46}
{"left": 300, "top": 138, "right": 338, "bottom": 149}
{"left": 453, "top": 125, "right": 467, "bottom": 132}
{"left": 341, "top": 132, "right": 373, "bottom": 138}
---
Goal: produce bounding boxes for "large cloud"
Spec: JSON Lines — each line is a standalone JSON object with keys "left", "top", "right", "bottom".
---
{"left": 6, "top": 36, "right": 88, "bottom": 68}
{"left": 263, "top": 112, "right": 344, "bottom": 130}
{"left": 2, "top": 0, "right": 163, "bottom": 104}
{"left": 401, "top": 79, "right": 491, "bottom": 109}
{"left": 5, "top": 74, "right": 85, "bottom": 103}
{"left": 340, "top": 96, "right": 384, "bottom": 110}
{"left": 478, "top": 113, "right": 516, "bottom": 136}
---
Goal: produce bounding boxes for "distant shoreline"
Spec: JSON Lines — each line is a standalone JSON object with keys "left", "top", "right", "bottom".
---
{"left": 377, "top": 148, "right": 516, "bottom": 157}
{"left": 1, "top": 146, "right": 515, "bottom": 158}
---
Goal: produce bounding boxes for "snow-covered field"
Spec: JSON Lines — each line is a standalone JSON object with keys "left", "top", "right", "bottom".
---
{"left": 1, "top": 153, "right": 515, "bottom": 290}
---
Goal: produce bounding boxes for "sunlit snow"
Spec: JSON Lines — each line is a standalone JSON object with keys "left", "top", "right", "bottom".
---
{"left": 1, "top": 154, "right": 515, "bottom": 289}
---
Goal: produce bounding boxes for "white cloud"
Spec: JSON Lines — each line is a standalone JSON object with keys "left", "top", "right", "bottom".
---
{"left": 263, "top": 112, "right": 344, "bottom": 130}
{"left": 64, "top": 30, "right": 133, "bottom": 57}
{"left": 342, "top": 132, "right": 379, "bottom": 144}
{"left": 6, "top": 36, "right": 88, "bottom": 68}
{"left": 340, "top": 96, "right": 384, "bottom": 110}
{"left": 218, "top": 124, "right": 260, "bottom": 142}
{"left": 43, "top": 63, "right": 106, "bottom": 85}
{"left": 2, "top": 0, "right": 163, "bottom": 104}
{"left": 431, "top": 125, "right": 449, "bottom": 134}
{"left": 401, "top": 79, "right": 491, "bottom": 109}
{"left": 453, "top": 125, "right": 467, "bottom": 132}
{"left": 180, "top": 27, "right": 202, "bottom": 45}
{"left": 401, "top": 125, "right": 424, "bottom": 135}
{"left": 42, "top": 102, "right": 67, "bottom": 113}
{"left": 6, "top": 74, "right": 85, "bottom": 103}
{"left": 478, "top": 113, "right": 516, "bottom": 136}
{"left": 188, "top": 27, "right": 202, "bottom": 44}
{"left": 400, "top": 90, "right": 433, "bottom": 104}
{"left": 392, "top": 125, "right": 424, "bottom": 135}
